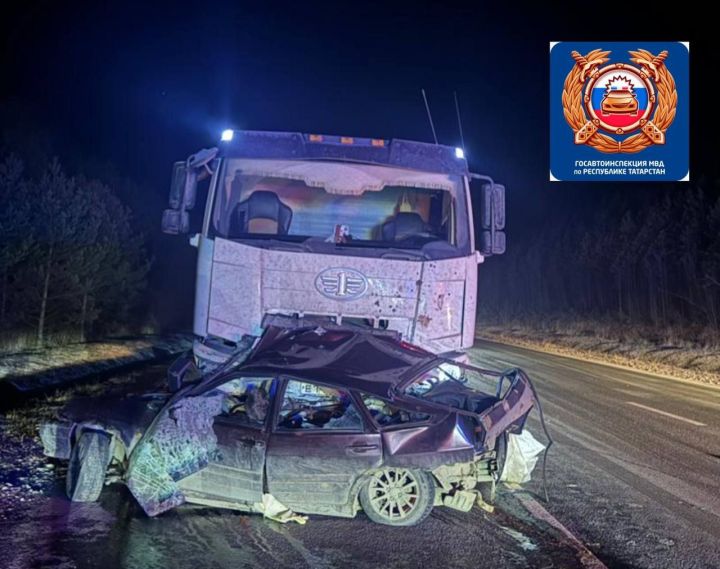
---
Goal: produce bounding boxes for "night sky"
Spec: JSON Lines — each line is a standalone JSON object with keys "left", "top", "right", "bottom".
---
{"left": 0, "top": 2, "right": 715, "bottom": 324}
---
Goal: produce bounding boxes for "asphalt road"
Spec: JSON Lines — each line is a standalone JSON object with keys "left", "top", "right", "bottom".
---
{"left": 1, "top": 341, "right": 719, "bottom": 569}
{"left": 471, "top": 339, "right": 720, "bottom": 569}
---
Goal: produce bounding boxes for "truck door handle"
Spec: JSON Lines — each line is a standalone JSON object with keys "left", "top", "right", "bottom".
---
{"left": 347, "top": 444, "right": 379, "bottom": 454}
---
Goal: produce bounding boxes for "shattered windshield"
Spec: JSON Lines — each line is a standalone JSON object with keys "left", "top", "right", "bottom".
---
{"left": 211, "top": 159, "right": 470, "bottom": 256}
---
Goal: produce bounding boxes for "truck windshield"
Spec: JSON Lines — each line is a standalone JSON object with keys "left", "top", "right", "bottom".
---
{"left": 211, "top": 159, "right": 469, "bottom": 256}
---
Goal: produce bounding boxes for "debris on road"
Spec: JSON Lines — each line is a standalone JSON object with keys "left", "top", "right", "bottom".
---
{"left": 254, "top": 494, "right": 308, "bottom": 524}
{"left": 502, "top": 430, "right": 546, "bottom": 484}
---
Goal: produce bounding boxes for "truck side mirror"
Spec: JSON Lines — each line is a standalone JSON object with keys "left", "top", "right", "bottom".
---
{"left": 479, "top": 183, "right": 506, "bottom": 255}
{"left": 168, "top": 162, "right": 187, "bottom": 209}
{"left": 162, "top": 147, "right": 218, "bottom": 236}
{"left": 479, "top": 230, "right": 506, "bottom": 255}
{"left": 480, "top": 183, "right": 505, "bottom": 231}
{"left": 161, "top": 209, "right": 189, "bottom": 235}
{"left": 162, "top": 161, "right": 198, "bottom": 235}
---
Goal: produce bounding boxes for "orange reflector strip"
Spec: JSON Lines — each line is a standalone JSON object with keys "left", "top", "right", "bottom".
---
{"left": 371, "top": 139, "right": 385, "bottom": 147}
{"left": 340, "top": 136, "right": 354, "bottom": 144}
{"left": 309, "top": 134, "right": 323, "bottom": 142}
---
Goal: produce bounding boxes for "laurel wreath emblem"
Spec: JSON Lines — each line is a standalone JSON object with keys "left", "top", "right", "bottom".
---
{"left": 561, "top": 49, "right": 678, "bottom": 153}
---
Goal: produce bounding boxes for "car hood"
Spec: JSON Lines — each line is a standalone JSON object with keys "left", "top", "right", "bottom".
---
{"left": 60, "top": 394, "right": 169, "bottom": 451}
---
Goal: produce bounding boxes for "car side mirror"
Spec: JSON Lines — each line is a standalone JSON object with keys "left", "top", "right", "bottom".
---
{"left": 479, "top": 183, "right": 506, "bottom": 256}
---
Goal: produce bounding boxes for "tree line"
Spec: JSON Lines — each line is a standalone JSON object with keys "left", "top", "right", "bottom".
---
{"left": 0, "top": 155, "right": 150, "bottom": 347}
{"left": 479, "top": 185, "right": 720, "bottom": 335}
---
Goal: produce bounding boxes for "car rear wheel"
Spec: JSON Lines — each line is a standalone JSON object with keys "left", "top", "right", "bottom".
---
{"left": 360, "top": 467, "right": 434, "bottom": 526}
{"left": 66, "top": 431, "right": 112, "bottom": 502}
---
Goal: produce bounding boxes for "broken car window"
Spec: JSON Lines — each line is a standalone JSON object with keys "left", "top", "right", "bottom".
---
{"left": 278, "top": 380, "right": 363, "bottom": 430}
{"left": 360, "top": 394, "right": 431, "bottom": 427}
{"left": 216, "top": 376, "right": 275, "bottom": 427}
{"left": 405, "top": 363, "right": 500, "bottom": 414}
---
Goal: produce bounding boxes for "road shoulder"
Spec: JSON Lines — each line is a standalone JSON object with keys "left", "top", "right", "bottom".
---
{"left": 476, "top": 332, "right": 720, "bottom": 389}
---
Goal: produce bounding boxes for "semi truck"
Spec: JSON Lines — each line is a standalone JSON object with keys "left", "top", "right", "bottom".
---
{"left": 161, "top": 130, "right": 506, "bottom": 371}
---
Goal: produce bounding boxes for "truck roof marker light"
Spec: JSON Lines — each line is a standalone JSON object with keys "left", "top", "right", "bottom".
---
{"left": 221, "top": 129, "right": 234, "bottom": 142}
{"left": 309, "top": 134, "right": 323, "bottom": 142}
{"left": 371, "top": 139, "right": 385, "bottom": 147}
{"left": 455, "top": 147, "right": 465, "bottom": 159}
{"left": 340, "top": 136, "right": 354, "bottom": 144}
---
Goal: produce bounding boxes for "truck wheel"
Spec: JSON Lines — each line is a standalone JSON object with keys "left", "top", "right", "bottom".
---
{"left": 478, "top": 431, "right": 508, "bottom": 504}
{"left": 360, "top": 468, "right": 434, "bottom": 526}
{"left": 66, "top": 431, "right": 112, "bottom": 502}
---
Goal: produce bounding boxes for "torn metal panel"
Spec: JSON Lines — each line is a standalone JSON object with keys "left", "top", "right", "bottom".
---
{"left": 432, "top": 456, "right": 497, "bottom": 513}
{"left": 39, "top": 420, "right": 73, "bottom": 459}
{"left": 126, "top": 394, "right": 224, "bottom": 516}
{"left": 442, "top": 490, "right": 476, "bottom": 512}
{"left": 477, "top": 370, "right": 536, "bottom": 446}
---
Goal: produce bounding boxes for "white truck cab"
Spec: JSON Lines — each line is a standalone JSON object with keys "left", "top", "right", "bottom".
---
{"left": 162, "top": 130, "right": 505, "bottom": 369}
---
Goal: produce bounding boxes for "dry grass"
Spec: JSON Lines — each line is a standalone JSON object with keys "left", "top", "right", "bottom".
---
{"left": 0, "top": 334, "right": 191, "bottom": 390}
{"left": 0, "top": 330, "right": 83, "bottom": 354}
{"left": 478, "top": 318, "right": 720, "bottom": 386}
{"left": 3, "top": 363, "right": 169, "bottom": 441}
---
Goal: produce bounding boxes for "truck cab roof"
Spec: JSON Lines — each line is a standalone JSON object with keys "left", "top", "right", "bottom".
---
{"left": 219, "top": 130, "right": 469, "bottom": 177}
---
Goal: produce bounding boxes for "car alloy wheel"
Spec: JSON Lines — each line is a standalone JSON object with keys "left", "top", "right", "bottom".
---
{"left": 365, "top": 468, "right": 423, "bottom": 522}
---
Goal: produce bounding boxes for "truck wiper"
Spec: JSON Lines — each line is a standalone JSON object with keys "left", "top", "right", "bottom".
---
{"left": 380, "top": 248, "right": 429, "bottom": 260}
{"left": 267, "top": 240, "right": 312, "bottom": 253}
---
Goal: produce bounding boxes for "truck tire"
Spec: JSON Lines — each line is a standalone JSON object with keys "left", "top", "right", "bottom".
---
{"left": 66, "top": 431, "right": 112, "bottom": 502}
{"left": 359, "top": 468, "right": 435, "bottom": 526}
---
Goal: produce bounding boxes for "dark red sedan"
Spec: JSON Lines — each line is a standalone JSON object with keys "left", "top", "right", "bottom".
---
{"left": 41, "top": 322, "right": 539, "bottom": 526}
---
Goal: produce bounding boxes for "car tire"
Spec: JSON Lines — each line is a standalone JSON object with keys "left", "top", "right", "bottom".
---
{"left": 478, "top": 431, "right": 508, "bottom": 504}
{"left": 359, "top": 467, "right": 435, "bottom": 526}
{"left": 66, "top": 430, "right": 112, "bottom": 502}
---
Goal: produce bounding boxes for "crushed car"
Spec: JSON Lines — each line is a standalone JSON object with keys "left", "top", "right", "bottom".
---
{"left": 41, "top": 321, "right": 546, "bottom": 526}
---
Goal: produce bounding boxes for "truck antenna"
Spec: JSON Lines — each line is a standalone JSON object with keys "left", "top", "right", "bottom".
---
{"left": 454, "top": 91, "right": 466, "bottom": 152}
{"left": 421, "top": 88, "right": 439, "bottom": 145}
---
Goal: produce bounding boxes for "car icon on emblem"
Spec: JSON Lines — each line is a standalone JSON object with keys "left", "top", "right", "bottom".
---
{"left": 315, "top": 268, "right": 368, "bottom": 300}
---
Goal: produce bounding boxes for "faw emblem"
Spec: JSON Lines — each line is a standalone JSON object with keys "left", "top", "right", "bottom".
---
{"left": 562, "top": 48, "right": 678, "bottom": 153}
{"left": 315, "top": 268, "right": 368, "bottom": 300}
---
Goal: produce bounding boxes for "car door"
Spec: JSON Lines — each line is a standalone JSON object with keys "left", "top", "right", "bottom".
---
{"left": 177, "top": 375, "right": 276, "bottom": 509}
{"left": 265, "top": 378, "right": 382, "bottom": 517}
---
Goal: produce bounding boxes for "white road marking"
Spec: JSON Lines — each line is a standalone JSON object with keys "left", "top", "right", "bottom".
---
{"left": 612, "top": 388, "right": 653, "bottom": 398}
{"left": 625, "top": 401, "right": 707, "bottom": 426}
{"left": 507, "top": 486, "right": 608, "bottom": 569}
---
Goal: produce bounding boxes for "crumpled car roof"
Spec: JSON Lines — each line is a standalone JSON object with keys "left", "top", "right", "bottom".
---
{"left": 234, "top": 325, "right": 433, "bottom": 398}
